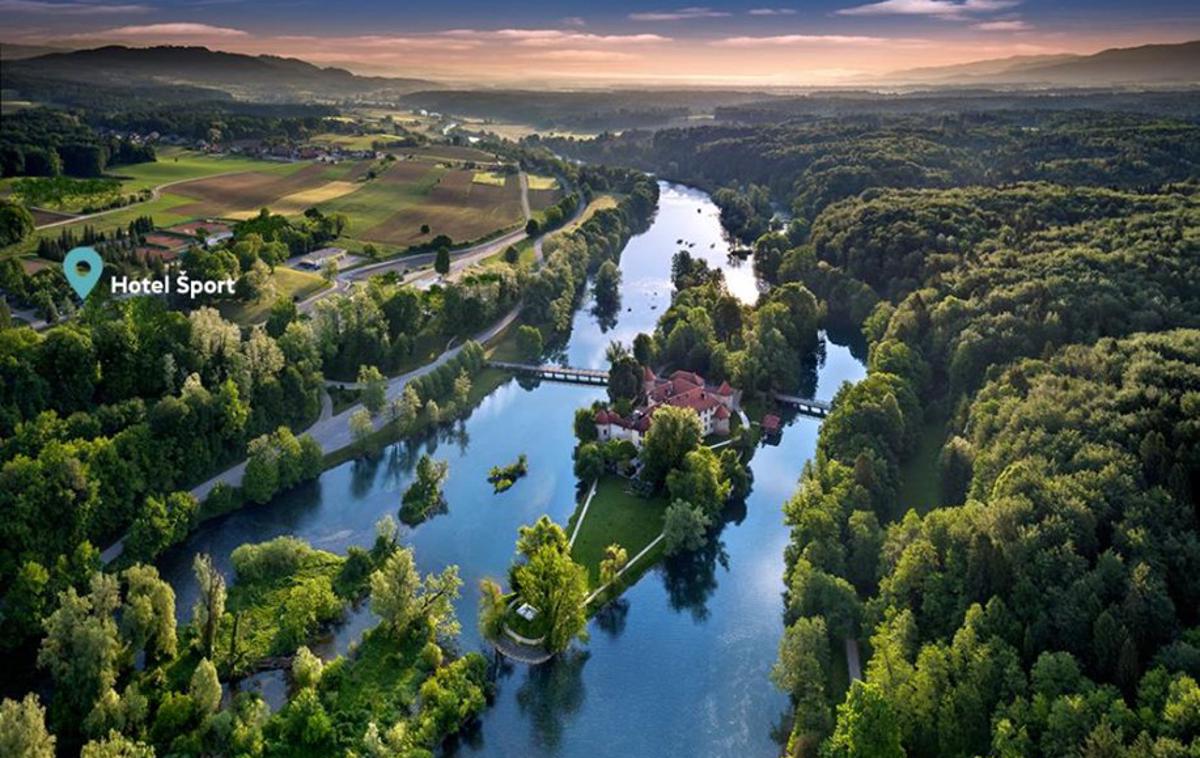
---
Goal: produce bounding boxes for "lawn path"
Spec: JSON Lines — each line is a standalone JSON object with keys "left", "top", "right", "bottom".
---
{"left": 567, "top": 481, "right": 599, "bottom": 548}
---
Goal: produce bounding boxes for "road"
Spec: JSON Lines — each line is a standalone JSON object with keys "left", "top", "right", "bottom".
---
{"left": 189, "top": 305, "right": 520, "bottom": 501}
{"left": 33, "top": 168, "right": 256, "bottom": 230}
{"left": 298, "top": 170, "right": 536, "bottom": 311}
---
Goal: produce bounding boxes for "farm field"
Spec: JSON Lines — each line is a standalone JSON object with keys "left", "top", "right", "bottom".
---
{"left": 317, "top": 160, "right": 524, "bottom": 247}
{"left": 166, "top": 161, "right": 369, "bottom": 220}
{"left": 403, "top": 144, "right": 500, "bottom": 165}
{"left": 471, "top": 171, "right": 507, "bottom": 186}
{"left": 526, "top": 174, "right": 558, "bottom": 191}
{"left": 309, "top": 132, "right": 398, "bottom": 149}
{"left": 0, "top": 157, "right": 365, "bottom": 259}
{"left": 107, "top": 148, "right": 303, "bottom": 192}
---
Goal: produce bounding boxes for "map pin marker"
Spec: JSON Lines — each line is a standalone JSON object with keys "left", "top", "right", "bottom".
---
{"left": 63, "top": 246, "right": 104, "bottom": 301}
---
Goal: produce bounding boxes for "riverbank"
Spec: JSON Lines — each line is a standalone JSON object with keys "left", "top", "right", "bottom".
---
{"left": 152, "top": 182, "right": 868, "bottom": 757}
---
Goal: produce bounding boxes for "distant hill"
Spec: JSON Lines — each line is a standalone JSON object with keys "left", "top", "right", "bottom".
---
{"left": 5, "top": 45, "right": 439, "bottom": 103}
{"left": 0, "top": 42, "right": 75, "bottom": 61}
{"left": 888, "top": 40, "right": 1200, "bottom": 85}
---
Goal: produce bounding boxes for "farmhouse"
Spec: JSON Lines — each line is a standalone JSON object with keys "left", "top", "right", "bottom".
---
{"left": 298, "top": 247, "right": 347, "bottom": 270}
{"left": 595, "top": 369, "right": 738, "bottom": 447}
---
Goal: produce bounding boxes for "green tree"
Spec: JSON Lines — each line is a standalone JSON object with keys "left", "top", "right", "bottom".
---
{"left": 349, "top": 408, "right": 374, "bottom": 455}
{"left": 822, "top": 681, "right": 904, "bottom": 758}
{"left": 599, "top": 543, "right": 629, "bottom": 586}
{"left": 81, "top": 730, "right": 154, "bottom": 757}
{"left": 435, "top": 246, "right": 451, "bottom": 276}
{"left": 0, "top": 694, "right": 55, "bottom": 758}
{"left": 292, "top": 646, "right": 324, "bottom": 689}
{"left": 515, "top": 545, "right": 588, "bottom": 653}
{"left": 190, "top": 657, "right": 221, "bottom": 716}
{"left": 192, "top": 553, "right": 226, "bottom": 660}
{"left": 607, "top": 354, "right": 643, "bottom": 405}
{"left": 662, "top": 499, "right": 710, "bottom": 556}
{"left": 633, "top": 332, "right": 656, "bottom": 366}
{"left": 574, "top": 441, "right": 606, "bottom": 482}
{"left": 516, "top": 515, "right": 569, "bottom": 559}
{"left": 390, "top": 384, "right": 422, "bottom": 431}
{"left": 478, "top": 578, "right": 507, "bottom": 645}
{"left": 639, "top": 406, "right": 703, "bottom": 488}
{"left": 593, "top": 260, "right": 621, "bottom": 313}
{"left": 516, "top": 325, "right": 544, "bottom": 361}
{"left": 666, "top": 446, "right": 731, "bottom": 517}
{"left": 358, "top": 364, "right": 387, "bottom": 415}
{"left": 400, "top": 455, "right": 449, "bottom": 525}
{"left": 38, "top": 573, "right": 122, "bottom": 724}
{"left": 370, "top": 547, "right": 461, "bottom": 639}
{"left": 243, "top": 434, "right": 281, "bottom": 504}
{"left": 773, "top": 616, "right": 832, "bottom": 746}
{"left": 574, "top": 406, "right": 598, "bottom": 443}
{"left": 0, "top": 201, "right": 35, "bottom": 247}
{"left": 120, "top": 564, "right": 177, "bottom": 663}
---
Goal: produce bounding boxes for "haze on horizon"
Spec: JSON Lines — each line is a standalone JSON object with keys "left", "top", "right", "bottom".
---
{"left": 4, "top": 0, "right": 1200, "bottom": 86}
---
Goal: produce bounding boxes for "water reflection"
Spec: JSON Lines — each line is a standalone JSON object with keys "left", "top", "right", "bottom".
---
{"left": 157, "top": 181, "right": 869, "bottom": 757}
{"left": 516, "top": 650, "right": 591, "bottom": 752}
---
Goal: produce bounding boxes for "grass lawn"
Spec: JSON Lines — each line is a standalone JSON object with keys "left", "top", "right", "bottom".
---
{"left": 896, "top": 414, "right": 947, "bottom": 518}
{"left": 481, "top": 238, "right": 534, "bottom": 268}
{"left": 557, "top": 194, "right": 618, "bottom": 236}
{"left": 217, "top": 266, "right": 328, "bottom": 325}
{"left": 568, "top": 476, "right": 669, "bottom": 588}
{"left": 485, "top": 319, "right": 548, "bottom": 363}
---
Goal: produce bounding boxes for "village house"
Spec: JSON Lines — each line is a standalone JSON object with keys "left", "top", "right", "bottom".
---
{"left": 595, "top": 368, "right": 738, "bottom": 447}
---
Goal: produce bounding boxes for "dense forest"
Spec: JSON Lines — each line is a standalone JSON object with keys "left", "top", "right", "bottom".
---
{"left": 573, "top": 109, "right": 1199, "bottom": 755}
{"left": 538, "top": 110, "right": 1200, "bottom": 224}
{"left": 0, "top": 109, "right": 156, "bottom": 178}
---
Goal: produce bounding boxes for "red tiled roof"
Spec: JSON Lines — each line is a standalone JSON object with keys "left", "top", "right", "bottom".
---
{"left": 669, "top": 369, "right": 704, "bottom": 388}
{"left": 716, "top": 380, "right": 734, "bottom": 396}
{"left": 144, "top": 233, "right": 191, "bottom": 251}
{"left": 762, "top": 414, "right": 781, "bottom": 432}
{"left": 714, "top": 405, "right": 730, "bottom": 420}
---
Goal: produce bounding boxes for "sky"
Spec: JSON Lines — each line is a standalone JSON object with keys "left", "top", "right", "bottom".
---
{"left": 3, "top": 0, "right": 1200, "bottom": 85}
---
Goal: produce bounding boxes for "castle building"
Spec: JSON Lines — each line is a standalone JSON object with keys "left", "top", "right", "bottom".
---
{"left": 595, "top": 369, "right": 738, "bottom": 447}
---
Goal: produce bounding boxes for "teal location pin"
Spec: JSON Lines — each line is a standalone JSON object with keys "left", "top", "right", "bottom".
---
{"left": 63, "top": 246, "right": 103, "bottom": 301}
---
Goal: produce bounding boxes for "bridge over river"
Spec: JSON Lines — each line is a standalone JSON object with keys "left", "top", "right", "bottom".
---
{"left": 487, "top": 361, "right": 832, "bottom": 418}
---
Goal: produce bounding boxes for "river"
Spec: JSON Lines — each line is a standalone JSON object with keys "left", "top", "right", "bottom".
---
{"left": 156, "top": 182, "right": 867, "bottom": 756}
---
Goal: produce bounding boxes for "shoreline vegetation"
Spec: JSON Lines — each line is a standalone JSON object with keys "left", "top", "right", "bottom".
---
{"left": 5, "top": 74, "right": 1200, "bottom": 756}
{"left": 0, "top": 117, "right": 661, "bottom": 753}
{"left": 546, "top": 112, "right": 1200, "bottom": 754}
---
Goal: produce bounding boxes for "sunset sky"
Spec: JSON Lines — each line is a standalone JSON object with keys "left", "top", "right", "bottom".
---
{"left": 4, "top": 0, "right": 1199, "bottom": 85}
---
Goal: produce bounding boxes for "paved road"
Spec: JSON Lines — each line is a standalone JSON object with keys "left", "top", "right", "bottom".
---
{"left": 189, "top": 306, "right": 520, "bottom": 501}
